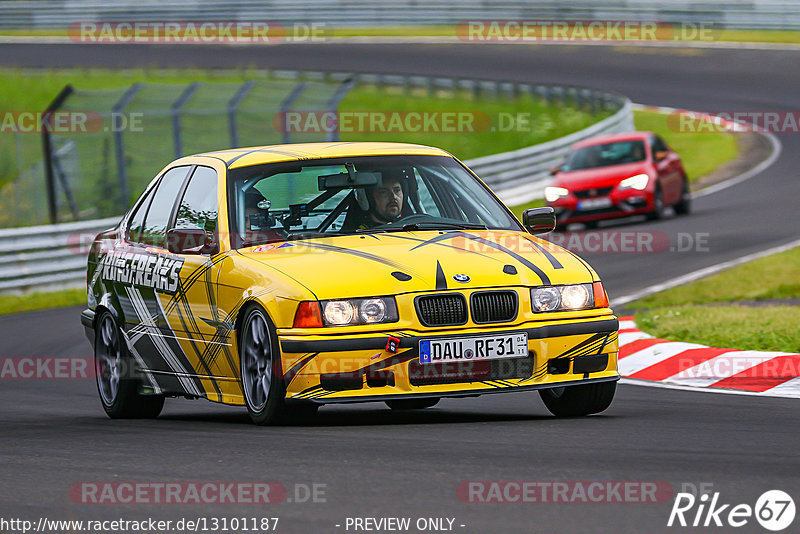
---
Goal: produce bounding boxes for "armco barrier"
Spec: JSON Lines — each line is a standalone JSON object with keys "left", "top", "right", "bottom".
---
{"left": 0, "top": 73, "right": 631, "bottom": 294}
{"left": 0, "top": 217, "right": 118, "bottom": 293}
{"left": 467, "top": 99, "right": 633, "bottom": 205}
{"left": 1, "top": 1, "right": 800, "bottom": 30}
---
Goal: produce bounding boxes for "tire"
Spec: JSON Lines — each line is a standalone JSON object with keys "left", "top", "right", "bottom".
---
{"left": 385, "top": 398, "right": 440, "bottom": 410}
{"left": 674, "top": 177, "right": 691, "bottom": 215}
{"left": 646, "top": 186, "right": 665, "bottom": 220}
{"left": 239, "top": 304, "right": 302, "bottom": 425}
{"left": 539, "top": 381, "right": 616, "bottom": 417}
{"left": 94, "top": 310, "right": 164, "bottom": 419}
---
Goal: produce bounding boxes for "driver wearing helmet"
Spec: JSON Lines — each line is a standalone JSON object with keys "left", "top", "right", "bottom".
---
{"left": 363, "top": 176, "right": 404, "bottom": 227}
{"left": 345, "top": 167, "right": 411, "bottom": 230}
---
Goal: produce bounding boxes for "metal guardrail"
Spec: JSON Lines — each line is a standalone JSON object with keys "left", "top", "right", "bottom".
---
{"left": 0, "top": 73, "right": 632, "bottom": 294}
{"left": 468, "top": 100, "right": 634, "bottom": 205}
{"left": 1, "top": 1, "right": 800, "bottom": 30}
{"left": 0, "top": 217, "right": 118, "bottom": 293}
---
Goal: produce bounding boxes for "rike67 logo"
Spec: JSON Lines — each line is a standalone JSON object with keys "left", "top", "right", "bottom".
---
{"left": 668, "top": 489, "right": 795, "bottom": 531}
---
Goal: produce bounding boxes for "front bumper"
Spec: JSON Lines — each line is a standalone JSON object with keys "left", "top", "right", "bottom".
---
{"left": 81, "top": 308, "right": 95, "bottom": 343}
{"left": 278, "top": 315, "right": 619, "bottom": 404}
{"left": 549, "top": 189, "right": 654, "bottom": 225}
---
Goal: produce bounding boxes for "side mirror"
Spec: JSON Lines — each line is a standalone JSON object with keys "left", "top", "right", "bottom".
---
{"left": 549, "top": 164, "right": 562, "bottom": 176}
{"left": 165, "top": 228, "right": 217, "bottom": 255}
{"left": 522, "top": 207, "right": 556, "bottom": 235}
{"left": 654, "top": 150, "right": 669, "bottom": 161}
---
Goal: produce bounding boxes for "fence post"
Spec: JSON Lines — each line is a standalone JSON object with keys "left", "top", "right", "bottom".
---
{"left": 279, "top": 81, "right": 308, "bottom": 144}
{"left": 111, "top": 82, "right": 142, "bottom": 211}
{"left": 228, "top": 80, "right": 255, "bottom": 148}
{"left": 171, "top": 82, "right": 199, "bottom": 158}
{"left": 325, "top": 77, "right": 355, "bottom": 142}
{"left": 41, "top": 84, "right": 74, "bottom": 224}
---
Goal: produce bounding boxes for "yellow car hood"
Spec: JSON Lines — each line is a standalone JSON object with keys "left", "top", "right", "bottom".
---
{"left": 238, "top": 230, "right": 595, "bottom": 300}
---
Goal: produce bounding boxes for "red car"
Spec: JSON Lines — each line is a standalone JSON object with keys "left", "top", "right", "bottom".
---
{"left": 545, "top": 132, "right": 690, "bottom": 229}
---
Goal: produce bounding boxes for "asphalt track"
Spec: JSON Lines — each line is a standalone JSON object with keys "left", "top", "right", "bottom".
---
{"left": 1, "top": 42, "right": 800, "bottom": 533}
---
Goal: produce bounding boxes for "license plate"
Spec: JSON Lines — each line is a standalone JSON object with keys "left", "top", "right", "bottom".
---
{"left": 577, "top": 197, "right": 612, "bottom": 210}
{"left": 419, "top": 333, "right": 528, "bottom": 364}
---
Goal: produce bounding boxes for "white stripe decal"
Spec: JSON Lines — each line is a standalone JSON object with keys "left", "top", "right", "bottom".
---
{"left": 119, "top": 329, "right": 161, "bottom": 394}
{"left": 125, "top": 287, "right": 202, "bottom": 397}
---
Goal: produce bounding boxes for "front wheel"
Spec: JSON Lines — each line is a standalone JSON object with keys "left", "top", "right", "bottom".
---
{"left": 674, "top": 177, "right": 691, "bottom": 215}
{"left": 240, "top": 305, "right": 298, "bottom": 425}
{"left": 646, "top": 186, "right": 665, "bottom": 221}
{"left": 539, "top": 381, "right": 616, "bottom": 417}
{"left": 94, "top": 311, "right": 164, "bottom": 419}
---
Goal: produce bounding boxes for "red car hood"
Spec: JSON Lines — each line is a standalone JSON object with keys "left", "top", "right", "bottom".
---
{"left": 554, "top": 162, "right": 649, "bottom": 190}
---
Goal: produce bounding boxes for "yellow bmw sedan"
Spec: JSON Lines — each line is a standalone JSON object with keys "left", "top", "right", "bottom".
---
{"left": 81, "top": 142, "right": 619, "bottom": 424}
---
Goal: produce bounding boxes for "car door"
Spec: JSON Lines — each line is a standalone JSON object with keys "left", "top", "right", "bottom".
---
{"left": 651, "top": 135, "right": 682, "bottom": 203}
{"left": 119, "top": 164, "right": 206, "bottom": 397}
{"left": 159, "top": 165, "right": 238, "bottom": 401}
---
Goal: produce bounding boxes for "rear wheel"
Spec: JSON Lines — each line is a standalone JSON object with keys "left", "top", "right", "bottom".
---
{"left": 95, "top": 311, "right": 164, "bottom": 419}
{"left": 674, "top": 177, "right": 691, "bottom": 215}
{"left": 646, "top": 186, "right": 665, "bottom": 220}
{"left": 539, "top": 381, "right": 616, "bottom": 417}
{"left": 386, "top": 398, "right": 440, "bottom": 410}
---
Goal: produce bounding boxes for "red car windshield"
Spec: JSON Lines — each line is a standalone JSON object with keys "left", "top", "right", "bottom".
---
{"left": 563, "top": 140, "right": 646, "bottom": 171}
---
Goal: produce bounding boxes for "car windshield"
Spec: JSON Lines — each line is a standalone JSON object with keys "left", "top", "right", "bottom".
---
{"left": 562, "top": 140, "right": 646, "bottom": 171}
{"left": 228, "top": 154, "right": 521, "bottom": 248}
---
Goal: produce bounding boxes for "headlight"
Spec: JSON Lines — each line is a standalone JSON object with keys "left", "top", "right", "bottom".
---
{"left": 545, "top": 186, "right": 570, "bottom": 202}
{"left": 618, "top": 173, "right": 649, "bottom": 191}
{"left": 321, "top": 297, "right": 398, "bottom": 326}
{"left": 531, "top": 284, "right": 595, "bottom": 312}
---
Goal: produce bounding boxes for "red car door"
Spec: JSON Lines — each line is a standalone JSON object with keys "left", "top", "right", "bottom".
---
{"left": 651, "top": 135, "right": 682, "bottom": 204}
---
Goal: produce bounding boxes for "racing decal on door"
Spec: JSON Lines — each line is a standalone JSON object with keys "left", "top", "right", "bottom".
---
{"left": 97, "top": 250, "right": 184, "bottom": 293}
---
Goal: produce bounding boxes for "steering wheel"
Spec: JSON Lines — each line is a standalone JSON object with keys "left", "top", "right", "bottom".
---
{"left": 378, "top": 213, "right": 435, "bottom": 227}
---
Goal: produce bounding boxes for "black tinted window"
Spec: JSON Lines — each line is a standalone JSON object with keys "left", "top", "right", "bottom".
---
{"left": 141, "top": 166, "right": 191, "bottom": 246}
{"left": 174, "top": 166, "right": 218, "bottom": 234}
{"left": 651, "top": 135, "right": 668, "bottom": 156}
{"left": 127, "top": 185, "right": 157, "bottom": 243}
{"left": 564, "top": 141, "right": 646, "bottom": 171}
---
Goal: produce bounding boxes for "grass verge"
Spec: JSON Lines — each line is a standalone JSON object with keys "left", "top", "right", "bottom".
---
{"left": 628, "top": 247, "right": 800, "bottom": 352}
{"left": 3, "top": 27, "right": 800, "bottom": 46}
{"left": 339, "top": 84, "right": 607, "bottom": 159}
{"left": 633, "top": 109, "right": 740, "bottom": 181}
{"left": 0, "top": 288, "right": 85, "bottom": 316}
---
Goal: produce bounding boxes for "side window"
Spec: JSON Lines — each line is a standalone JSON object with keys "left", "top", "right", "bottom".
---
{"left": 651, "top": 136, "right": 668, "bottom": 157}
{"left": 173, "top": 166, "right": 219, "bottom": 234}
{"left": 140, "top": 166, "right": 192, "bottom": 246}
{"left": 414, "top": 170, "right": 442, "bottom": 218}
{"left": 127, "top": 185, "right": 157, "bottom": 243}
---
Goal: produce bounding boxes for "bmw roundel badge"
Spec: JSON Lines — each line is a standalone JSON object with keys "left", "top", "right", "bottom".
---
{"left": 452, "top": 274, "right": 471, "bottom": 283}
